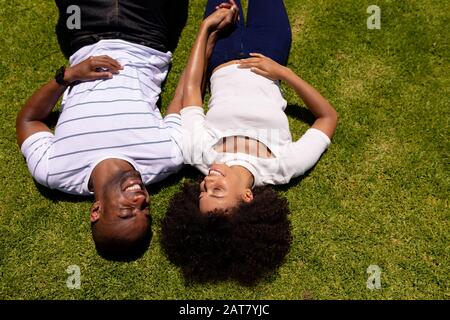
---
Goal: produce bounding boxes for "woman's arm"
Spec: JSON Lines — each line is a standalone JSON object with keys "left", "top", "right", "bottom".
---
{"left": 280, "top": 67, "right": 338, "bottom": 139}
{"left": 165, "top": 30, "right": 220, "bottom": 115}
{"left": 238, "top": 53, "right": 338, "bottom": 139}
{"left": 182, "top": 24, "right": 215, "bottom": 107}
{"left": 182, "top": 3, "right": 239, "bottom": 108}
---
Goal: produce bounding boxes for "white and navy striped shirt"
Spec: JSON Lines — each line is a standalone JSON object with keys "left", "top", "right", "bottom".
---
{"left": 20, "top": 40, "right": 183, "bottom": 195}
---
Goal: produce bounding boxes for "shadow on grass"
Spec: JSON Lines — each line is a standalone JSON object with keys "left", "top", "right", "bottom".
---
{"left": 180, "top": 265, "right": 288, "bottom": 289}
{"left": 35, "top": 181, "right": 89, "bottom": 203}
{"left": 273, "top": 169, "right": 313, "bottom": 193}
{"left": 34, "top": 164, "right": 200, "bottom": 203}
{"left": 275, "top": 103, "right": 321, "bottom": 192}
{"left": 285, "top": 103, "right": 315, "bottom": 126}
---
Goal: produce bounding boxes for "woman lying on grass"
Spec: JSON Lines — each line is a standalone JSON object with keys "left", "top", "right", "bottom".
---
{"left": 161, "top": 0, "right": 338, "bottom": 284}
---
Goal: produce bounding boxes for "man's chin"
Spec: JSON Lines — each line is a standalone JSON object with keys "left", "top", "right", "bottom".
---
{"left": 102, "top": 169, "right": 143, "bottom": 199}
{"left": 122, "top": 169, "right": 142, "bottom": 180}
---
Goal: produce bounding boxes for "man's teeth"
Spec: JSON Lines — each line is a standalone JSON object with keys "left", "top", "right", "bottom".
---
{"left": 125, "top": 184, "right": 141, "bottom": 192}
{"left": 209, "top": 169, "right": 223, "bottom": 176}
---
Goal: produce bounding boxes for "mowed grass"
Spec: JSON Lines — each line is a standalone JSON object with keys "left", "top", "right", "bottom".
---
{"left": 0, "top": 0, "right": 448, "bottom": 299}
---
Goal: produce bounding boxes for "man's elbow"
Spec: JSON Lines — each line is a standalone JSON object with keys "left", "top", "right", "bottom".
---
{"left": 16, "top": 109, "right": 26, "bottom": 135}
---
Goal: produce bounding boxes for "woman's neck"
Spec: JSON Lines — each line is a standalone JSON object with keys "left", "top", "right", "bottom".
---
{"left": 230, "top": 165, "right": 254, "bottom": 188}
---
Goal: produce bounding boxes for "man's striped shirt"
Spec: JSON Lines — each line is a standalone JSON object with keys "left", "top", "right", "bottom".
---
{"left": 20, "top": 39, "right": 183, "bottom": 195}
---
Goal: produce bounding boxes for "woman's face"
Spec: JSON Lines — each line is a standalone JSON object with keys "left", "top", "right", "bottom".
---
{"left": 198, "top": 163, "right": 252, "bottom": 213}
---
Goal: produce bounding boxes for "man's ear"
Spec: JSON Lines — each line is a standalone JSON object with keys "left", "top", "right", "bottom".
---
{"left": 242, "top": 189, "right": 254, "bottom": 203}
{"left": 90, "top": 201, "right": 102, "bottom": 223}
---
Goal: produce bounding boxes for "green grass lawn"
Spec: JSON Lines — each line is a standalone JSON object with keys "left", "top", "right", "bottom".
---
{"left": 0, "top": 0, "right": 448, "bottom": 299}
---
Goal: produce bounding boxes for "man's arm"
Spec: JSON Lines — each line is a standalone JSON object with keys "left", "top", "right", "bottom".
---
{"left": 238, "top": 53, "right": 338, "bottom": 139}
{"left": 16, "top": 80, "right": 66, "bottom": 147}
{"left": 16, "top": 55, "right": 122, "bottom": 147}
{"left": 165, "top": 70, "right": 186, "bottom": 116}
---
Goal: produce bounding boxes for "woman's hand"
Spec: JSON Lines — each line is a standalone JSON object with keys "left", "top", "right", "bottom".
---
{"left": 202, "top": 0, "right": 239, "bottom": 33}
{"left": 64, "top": 55, "right": 123, "bottom": 83}
{"left": 238, "top": 53, "right": 289, "bottom": 81}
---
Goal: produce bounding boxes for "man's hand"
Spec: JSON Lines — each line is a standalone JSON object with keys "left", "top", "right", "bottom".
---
{"left": 64, "top": 55, "right": 123, "bottom": 83}
{"left": 202, "top": 0, "right": 239, "bottom": 33}
{"left": 238, "top": 53, "right": 289, "bottom": 81}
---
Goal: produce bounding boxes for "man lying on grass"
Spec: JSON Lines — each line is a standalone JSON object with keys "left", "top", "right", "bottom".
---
{"left": 16, "top": 0, "right": 188, "bottom": 261}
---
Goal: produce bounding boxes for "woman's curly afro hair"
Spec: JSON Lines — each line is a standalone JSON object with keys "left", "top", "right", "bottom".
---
{"left": 161, "top": 182, "right": 292, "bottom": 285}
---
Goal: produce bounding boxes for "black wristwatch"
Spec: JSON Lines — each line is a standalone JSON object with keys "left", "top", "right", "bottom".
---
{"left": 54, "top": 66, "right": 71, "bottom": 86}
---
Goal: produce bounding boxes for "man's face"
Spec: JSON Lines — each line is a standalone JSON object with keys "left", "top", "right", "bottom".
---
{"left": 90, "top": 169, "right": 152, "bottom": 260}
{"left": 103, "top": 169, "right": 150, "bottom": 221}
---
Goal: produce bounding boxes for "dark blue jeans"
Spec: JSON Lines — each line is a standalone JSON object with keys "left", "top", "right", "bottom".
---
{"left": 55, "top": 0, "right": 188, "bottom": 58}
{"left": 205, "top": 0, "right": 292, "bottom": 72}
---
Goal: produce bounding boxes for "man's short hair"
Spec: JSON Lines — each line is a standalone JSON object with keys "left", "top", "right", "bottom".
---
{"left": 91, "top": 215, "right": 152, "bottom": 261}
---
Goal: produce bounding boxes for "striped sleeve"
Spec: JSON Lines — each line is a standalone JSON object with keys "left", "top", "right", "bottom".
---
{"left": 20, "top": 131, "right": 54, "bottom": 187}
{"left": 163, "top": 113, "right": 183, "bottom": 156}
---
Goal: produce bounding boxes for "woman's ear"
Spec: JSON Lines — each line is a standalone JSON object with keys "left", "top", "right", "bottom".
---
{"left": 242, "top": 189, "right": 254, "bottom": 203}
{"left": 90, "top": 201, "right": 102, "bottom": 223}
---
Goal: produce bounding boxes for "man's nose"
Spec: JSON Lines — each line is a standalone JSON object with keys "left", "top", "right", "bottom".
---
{"left": 132, "top": 192, "right": 147, "bottom": 204}
{"left": 135, "top": 196, "right": 150, "bottom": 212}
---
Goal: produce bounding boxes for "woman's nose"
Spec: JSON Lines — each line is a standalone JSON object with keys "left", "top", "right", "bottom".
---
{"left": 204, "top": 174, "right": 218, "bottom": 182}
{"left": 204, "top": 178, "right": 217, "bottom": 191}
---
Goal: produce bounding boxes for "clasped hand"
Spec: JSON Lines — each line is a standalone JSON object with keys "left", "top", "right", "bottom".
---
{"left": 203, "top": 0, "right": 240, "bottom": 34}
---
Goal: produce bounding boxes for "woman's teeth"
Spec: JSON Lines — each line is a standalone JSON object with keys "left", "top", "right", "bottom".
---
{"left": 125, "top": 184, "right": 141, "bottom": 192}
